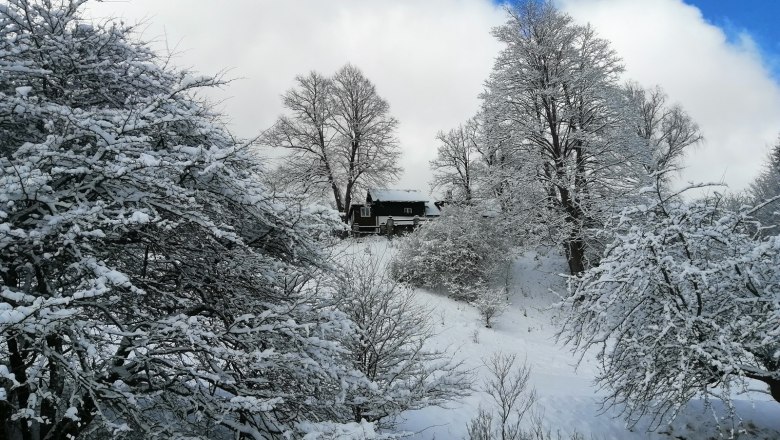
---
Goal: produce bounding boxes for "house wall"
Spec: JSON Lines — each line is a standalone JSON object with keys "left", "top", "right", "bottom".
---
{"left": 372, "top": 201, "right": 426, "bottom": 217}
{"left": 352, "top": 207, "right": 378, "bottom": 228}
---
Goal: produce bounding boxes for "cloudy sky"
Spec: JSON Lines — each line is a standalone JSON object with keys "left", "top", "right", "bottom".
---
{"left": 86, "top": 0, "right": 780, "bottom": 195}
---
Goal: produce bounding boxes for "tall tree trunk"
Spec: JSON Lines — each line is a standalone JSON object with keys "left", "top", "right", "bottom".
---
{"left": 344, "top": 180, "right": 354, "bottom": 224}
{"left": 40, "top": 335, "right": 65, "bottom": 440}
{"left": 44, "top": 394, "right": 95, "bottom": 440}
{"left": 769, "top": 378, "right": 780, "bottom": 404}
{"left": 330, "top": 177, "right": 344, "bottom": 214}
{"left": 745, "top": 372, "right": 780, "bottom": 404}
{"left": 343, "top": 137, "right": 360, "bottom": 223}
{"left": 8, "top": 337, "right": 33, "bottom": 440}
{"left": 319, "top": 131, "right": 343, "bottom": 213}
{"left": 568, "top": 138, "right": 588, "bottom": 274}
{"left": 564, "top": 233, "right": 586, "bottom": 275}
{"left": 556, "top": 160, "right": 587, "bottom": 275}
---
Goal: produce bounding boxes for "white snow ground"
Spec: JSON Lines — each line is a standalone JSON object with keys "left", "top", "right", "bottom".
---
{"left": 334, "top": 237, "right": 780, "bottom": 440}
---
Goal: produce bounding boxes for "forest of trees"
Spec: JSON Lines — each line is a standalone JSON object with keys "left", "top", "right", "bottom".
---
{"left": 426, "top": 1, "right": 780, "bottom": 427}
{"left": 1, "top": 0, "right": 778, "bottom": 439}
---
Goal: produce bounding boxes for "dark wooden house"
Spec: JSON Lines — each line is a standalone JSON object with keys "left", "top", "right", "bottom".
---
{"left": 348, "top": 188, "right": 441, "bottom": 234}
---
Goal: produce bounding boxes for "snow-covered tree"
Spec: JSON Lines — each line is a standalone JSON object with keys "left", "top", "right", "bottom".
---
{"left": 429, "top": 108, "right": 544, "bottom": 246}
{"left": 0, "top": 1, "right": 362, "bottom": 438}
{"left": 473, "top": 96, "right": 541, "bottom": 222}
{"left": 748, "top": 135, "right": 780, "bottom": 232}
{"left": 484, "top": 1, "right": 670, "bottom": 274}
{"left": 333, "top": 254, "right": 471, "bottom": 425}
{"left": 559, "top": 180, "right": 780, "bottom": 429}
{"left": 264, "top": 65, "right": 401, "bottom": 217}
{"left": 391, "top": 206, "right": 510, "bottom": 300}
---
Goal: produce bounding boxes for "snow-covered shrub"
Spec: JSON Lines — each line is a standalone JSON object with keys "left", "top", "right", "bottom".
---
{"left": 471, "top": 285, "right": 509, "bottom": 328}
{"left": 298, "top": 420, "right": 401, "bottom": 440}
{"left": 560, "top": 185, "right": 780, "bottom": 428}
{"left": 390, "top": 206, "right": 509, "bottom": 300}
{"left": 333, "top": 254, "right": 472, "bottom": 425}
{"left": 0, "top": 1, "right": 359, "bottom": 438}
{"left": 467, "top": 353, "right": 536, "bottom": 440}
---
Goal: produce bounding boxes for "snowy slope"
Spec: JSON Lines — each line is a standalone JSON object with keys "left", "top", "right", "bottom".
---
{"left": 335, "top": 237, "right": 780, "bottom": 440}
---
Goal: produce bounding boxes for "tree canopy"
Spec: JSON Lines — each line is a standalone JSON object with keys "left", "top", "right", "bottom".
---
{"left": 0, "top": 1, "right": 362, "bottom": 438}
{"left": 264, "top": 65, "right": 401, "bottom": 217}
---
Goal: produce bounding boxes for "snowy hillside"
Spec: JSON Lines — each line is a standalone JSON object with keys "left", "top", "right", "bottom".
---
{"left": 337, "top": 237, "right": 780, "bottom": 440}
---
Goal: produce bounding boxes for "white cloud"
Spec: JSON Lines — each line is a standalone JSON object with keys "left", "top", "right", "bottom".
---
{"left": 87, "top": 0, "right": 504, "bottom": 194}
{"left": 559, "top": 0, "right": 780, "bottom": 193}
{"left": 86, "top": 0, "right": 780, "bottom": 195}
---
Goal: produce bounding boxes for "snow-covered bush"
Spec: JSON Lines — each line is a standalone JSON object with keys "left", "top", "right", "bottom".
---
{"left": 0, "top": 1, "right": 360, "bottom": 438}
{"left": 559, "top": 184, "right": 780, "bottom": 428}
{"left": 298, "top": 420, "right": 400, "bottom": 440}
{"left": 333, "top": 254, "right": 472, "bottom": 425}
{"left": 390, "top": 206, "right": 509, "bottom": 300}
{"left": 471, "top": 285, "right": 509, "bottom": 328}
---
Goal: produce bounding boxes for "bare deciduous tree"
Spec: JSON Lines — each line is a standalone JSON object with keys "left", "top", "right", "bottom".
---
{"left": 264, "top": 72, "right": 344, "bottom": 206}
{"left": 624, "top": 82, "right": 702, "bottom": 179}
{"left": 331, "top": 64, "right": 402, "bottom": 216}
{"left": 265, "top": 65, "right": 401, "bottom": 218}
{"left": 430, "top": 117, "right": 480, "bottom": 203}
{"left": 468, "top": 353, "right": 536, "bottom": 440}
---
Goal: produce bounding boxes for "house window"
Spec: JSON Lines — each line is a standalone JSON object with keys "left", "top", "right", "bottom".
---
{"left": 360, "top": 206, "right": 371, "bottom": 217}
{"left": 404, "top": 207, "right": 412, "bottom": 214}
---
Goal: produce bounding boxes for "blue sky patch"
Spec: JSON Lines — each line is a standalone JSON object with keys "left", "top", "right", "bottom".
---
{"left": 679, "top": 1, "right": 779, "bottom": 78}
{"left": 494, "top": 1, "right": 779, "bottom": 78}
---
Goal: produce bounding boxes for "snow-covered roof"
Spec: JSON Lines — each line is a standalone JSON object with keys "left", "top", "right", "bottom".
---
{"left": 425, "top": 201, "right": 441, "bottom": 216}
{"left": 368, "top": 188, "right": 429, "bottom": 202}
